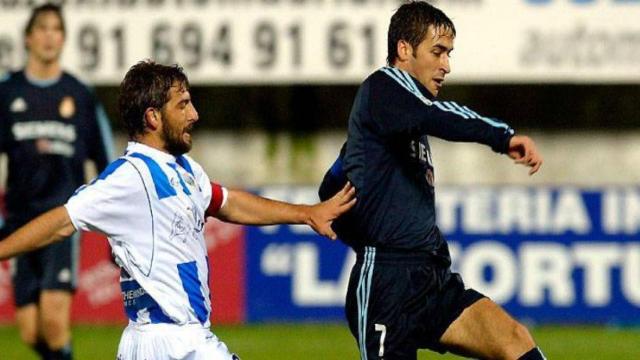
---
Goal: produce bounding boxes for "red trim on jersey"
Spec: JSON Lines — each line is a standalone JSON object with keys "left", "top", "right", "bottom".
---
{"left": 207, "top": 182, "right": 225, "bottom": 216}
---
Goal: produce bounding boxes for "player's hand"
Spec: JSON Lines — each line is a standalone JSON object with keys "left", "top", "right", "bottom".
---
{"left": 306, "top": 182, "right": 357, "bottom": 240}
{"left": 507, "top": 135, "right": 543, "bottom": 175}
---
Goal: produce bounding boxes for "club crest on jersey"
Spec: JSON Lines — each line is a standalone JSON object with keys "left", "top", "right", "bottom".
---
{"left": 184, "top": 174, "right": 195, "bottom": 187}
{"left": 59, "top": 96, "right": 76, "bottom": 118}
{"left": 10, "top": 97, "right": 27, "bottom": 112}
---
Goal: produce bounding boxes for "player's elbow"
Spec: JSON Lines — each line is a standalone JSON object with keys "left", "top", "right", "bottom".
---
{"left": 55, "top": 223, "right": 76, "bottom": 240}
{"left": 51, "top": 207, "right": 77, "bottom": 242}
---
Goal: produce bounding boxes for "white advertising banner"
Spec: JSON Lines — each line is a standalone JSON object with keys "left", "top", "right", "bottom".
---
{"left": 0, "top": 0, "right": 638, "bottom": 84}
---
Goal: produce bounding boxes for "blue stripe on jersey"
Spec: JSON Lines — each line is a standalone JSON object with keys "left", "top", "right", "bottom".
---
{"left": 167, "top": 163, "right": 191, "bottom": 195}
{"left": 70, "top": 158, "right": 125, "bottom": 198}
{"left": 130, "top": 152, "right": 177, "bottom": 199}
{"left": 178, "top": 261, "right": 209, "bottom": 324}
{"left": 434, "top": 100, "right": 514, "bottom": 132}
{"left": 176, "top": 155, "right": 194, "bottom": 176}
{"left": 434, "top": 101, "right": 469, "bottom": 119}
{"left": 381, "top": 67, "right": 515, "bottom": 135}
{"left": 97, "top": 158, "right": 127, "bottom": 180}
{"left": 121, "top": 279, "right": 174, "bottom": 324}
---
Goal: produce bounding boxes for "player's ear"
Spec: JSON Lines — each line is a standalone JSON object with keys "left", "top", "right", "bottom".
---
{"left": 144, "top": 108, "right": 160, "bottom": 131}
{"left": 396, "top": 40, "right": 413, "bottom": 63}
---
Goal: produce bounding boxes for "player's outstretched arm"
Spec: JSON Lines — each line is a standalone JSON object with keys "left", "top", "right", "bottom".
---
{"left": 507, "top": 135, "right": 543, "bottom": 175}
{"left": 215, "top": 182, "right": 356, "bottom": 240}
{"left": 0, "top": 206, "right": 76, "bottom": 260}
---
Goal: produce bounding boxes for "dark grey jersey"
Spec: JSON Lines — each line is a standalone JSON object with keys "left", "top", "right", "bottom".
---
{"left": 0, "top": 70, "right": 113, "bottom": 225}
{"left": 320, "top": 67, "right": 514, "bottom": 258}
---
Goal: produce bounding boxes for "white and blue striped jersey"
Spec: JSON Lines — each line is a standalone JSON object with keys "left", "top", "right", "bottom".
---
{"left": 65, "top": 142, "right": 227, "bottom": 327}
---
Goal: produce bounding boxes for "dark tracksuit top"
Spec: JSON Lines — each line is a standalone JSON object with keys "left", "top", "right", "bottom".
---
{"left": 0, "top": 70, "right": 114, "bottom": 228}
{"left": 319, "top": 66, "right": 514, "bottom": 264}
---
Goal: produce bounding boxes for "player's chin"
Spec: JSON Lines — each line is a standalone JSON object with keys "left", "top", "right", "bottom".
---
{"left": 427, "top": 85, "right": 440, "bottom": 97}
{"left": 183, "top": 137, "right": 193, "bottom": 151}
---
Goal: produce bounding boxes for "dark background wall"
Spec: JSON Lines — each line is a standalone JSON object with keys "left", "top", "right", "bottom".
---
{"left": 96, "top": 84, "right": 640, "bottom": 133}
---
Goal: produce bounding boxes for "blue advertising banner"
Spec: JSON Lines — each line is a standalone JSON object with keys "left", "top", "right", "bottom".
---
{"left": 246, "top": 186, "right": 640, "bottom": 324}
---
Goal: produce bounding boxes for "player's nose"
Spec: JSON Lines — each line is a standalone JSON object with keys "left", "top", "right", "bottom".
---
{"left": 441, "top": 56, "right": 451, "bottom": 74}
{"left": 188, "top": 104, "right": 199, "bottom": 122}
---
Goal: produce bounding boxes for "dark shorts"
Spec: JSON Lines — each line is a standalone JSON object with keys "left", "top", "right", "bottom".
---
{"left": 5, "top": 223, "right": 79, "bottom": 307}
{"left": 345, "top": 246, "right": 485, "bottom": 360}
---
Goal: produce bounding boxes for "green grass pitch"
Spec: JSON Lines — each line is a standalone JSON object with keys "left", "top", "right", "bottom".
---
{"left": 0, "top": 323, "right": 638, "bottom": 359}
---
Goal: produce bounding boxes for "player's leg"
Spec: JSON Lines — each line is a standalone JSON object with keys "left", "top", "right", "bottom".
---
{"left": 40, "top": 290, "right": 73, "bottom": 350}
{"left": 39, "top": 234, "right": 78, "bottom": 359}
{"left": 12, "top": 253, "right": 50, "bottom": 358}
{"left": 345, "top": 248, "right": 422, "bottom": 360}
{"left": 15, "top": 304, "right": 40, "bottom": 347}
{"left": 439, "top": 298, "right": 543, "bottom": 360}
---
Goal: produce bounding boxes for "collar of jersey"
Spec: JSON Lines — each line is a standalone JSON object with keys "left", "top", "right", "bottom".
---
{"left": 390, "top": 67, "right": 436, "bottom": 101}
{"left": 125, "top": 141, "right": 178, "bottom": 164}
{"left": 23, "top": 70, "right": 62, "bottom": 88}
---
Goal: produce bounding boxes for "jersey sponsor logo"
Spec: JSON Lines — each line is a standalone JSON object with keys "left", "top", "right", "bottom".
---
{"left": 12, "top": 121, "right": 76, "bottom": 142}
{"left": 59, "top": 96, "right": 76, "bottom": 119}
{"left": 409, "top": 139, "right": 433, "bottom": 166}
{"left": 35, "top": 139, "right": 74, "bottom": 157}
{"left": 12, "top": 121, "right": 77, "bottom": 157}
{"left": 122, "top": 285, "right": 146, "bottom": 304}
{"left": 170, "top": 207, "right": 205, "bottom": 243}
{"left": 9, "top": 97, "right": 27, "bottom": 112}
{"left": 171, "top": 212, "right": 191, "bottom": 243}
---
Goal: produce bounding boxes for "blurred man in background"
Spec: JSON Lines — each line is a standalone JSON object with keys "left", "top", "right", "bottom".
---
{"left": 0, "top": 3, "right": 114, "bottom": 359}
{"left": 320, "top": 2, "right": 545, "bottom": 359}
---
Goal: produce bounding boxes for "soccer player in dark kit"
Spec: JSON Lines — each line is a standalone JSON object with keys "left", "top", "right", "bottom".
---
{"left": 319, "top": 2, "right": 545, "bottom": 359}
{"left": 0, "top": 4, "right": 114, "bottom": 359}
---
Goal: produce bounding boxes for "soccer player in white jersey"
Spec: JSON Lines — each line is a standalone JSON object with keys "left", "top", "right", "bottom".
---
{"left": 0, "top": 60, "right": 356, "bottom": 359}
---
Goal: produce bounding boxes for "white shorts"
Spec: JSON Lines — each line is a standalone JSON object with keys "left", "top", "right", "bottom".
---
{"left": 116, "top": 323, "right": 238, "bottom": 360}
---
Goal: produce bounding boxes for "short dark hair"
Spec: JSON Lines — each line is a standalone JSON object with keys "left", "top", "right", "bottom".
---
{"left": 387, "top": 1, "right": 456, "bottom": 65}
{"left": 24, "top": 3, "right": 65, "bottom": 37}
{"left": 119, "top": 60, "right": 190, "bottom": 138}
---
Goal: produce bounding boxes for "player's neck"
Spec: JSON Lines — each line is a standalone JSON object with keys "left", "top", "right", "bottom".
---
{"left": 25, "top": 58, "right": 62, "bottom": 81}
{"left": 133, "top": 134, "right": 173, "bottom": 157}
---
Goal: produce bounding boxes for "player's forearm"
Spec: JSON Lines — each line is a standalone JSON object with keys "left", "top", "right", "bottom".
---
{"left": 216, "top": 189, "right": 310, "bottom": 226}
{"left": 418, "top": 104, "right": 514, "bottom": 153}
{"left": 0, "top": 206, "right": 76, "bottom": 260}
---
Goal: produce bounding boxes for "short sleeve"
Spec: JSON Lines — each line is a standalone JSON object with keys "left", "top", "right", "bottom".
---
{"left": 65, "top": 159, "right": 145, "bottom": 236}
